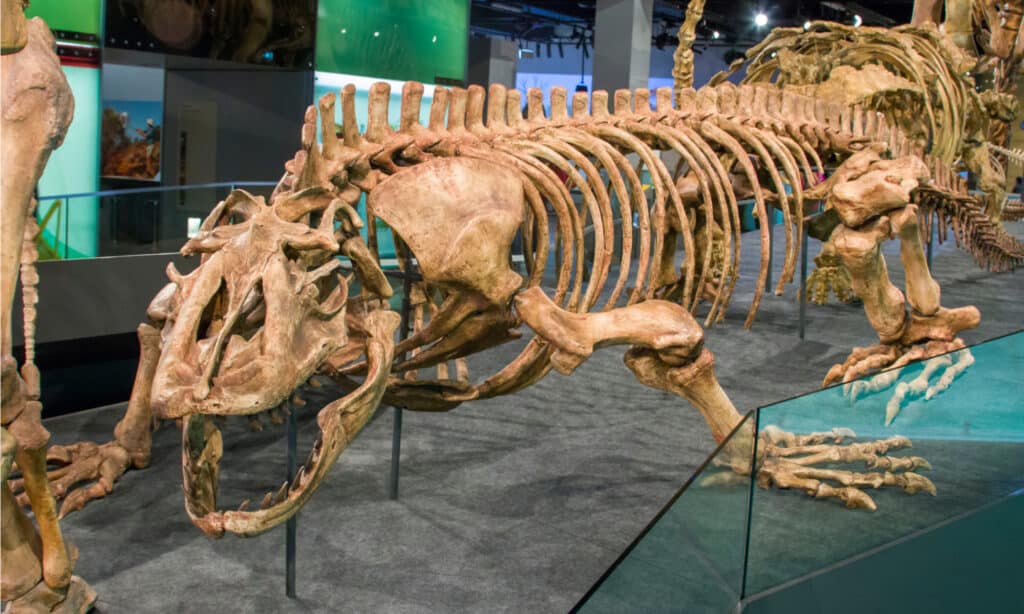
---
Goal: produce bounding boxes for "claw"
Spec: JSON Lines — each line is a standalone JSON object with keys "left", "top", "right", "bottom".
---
{"left": 832, "top": 341, "right": 973, "bottom": 426}
{"left": 838, "top": 487, "right": 877, "bottom": 511}
{"left": 901, "top": 472, "right": 937, "bottom": 496}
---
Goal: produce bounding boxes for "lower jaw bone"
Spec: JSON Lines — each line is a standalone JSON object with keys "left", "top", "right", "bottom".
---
{"left": 181, "top": 311, "right": 399, "bottom": 538}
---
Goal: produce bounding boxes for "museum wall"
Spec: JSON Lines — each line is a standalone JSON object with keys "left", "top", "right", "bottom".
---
{"left": 163, "top": 69, "right": 312, "bottom": 187}
{"left": 468, "top": 36, "right": 518, "bottom": 89}
{"left": 157, "top": 69, "right": 313, "bottom": 241}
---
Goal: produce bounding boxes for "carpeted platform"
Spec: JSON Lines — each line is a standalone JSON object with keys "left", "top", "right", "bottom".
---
{"left": 43, "top": 223, "right": 1023, "bottom": 613}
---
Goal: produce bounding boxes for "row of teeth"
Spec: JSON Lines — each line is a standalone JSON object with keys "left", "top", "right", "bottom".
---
{"left": 183, "top": 429, "right": 325, "bottom": 515}
{"left": 248, "top": 433, "right": 324, "bottom": 512}
{"left": 184, "top": 375, "right": 333, "bottom": 516}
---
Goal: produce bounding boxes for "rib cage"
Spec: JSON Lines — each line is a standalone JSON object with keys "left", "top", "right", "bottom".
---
{"left": 279, "top": 79, "right": 1016, "bottom": 324}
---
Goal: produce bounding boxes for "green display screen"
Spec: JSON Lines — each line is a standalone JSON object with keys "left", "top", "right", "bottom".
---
{"left": 25, "top": 0, "right": 102, "bottom": 38}
{"left": 316, "top": 0, "right": 468, "bottom": 84}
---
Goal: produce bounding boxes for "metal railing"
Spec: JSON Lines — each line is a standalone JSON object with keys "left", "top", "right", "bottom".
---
{"left": 34, "top": 181, "right": 278, "bottom": 260}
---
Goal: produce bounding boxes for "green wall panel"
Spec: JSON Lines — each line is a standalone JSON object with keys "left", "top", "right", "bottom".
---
{"left": 316, "top": 0, "right": 468, "bottom": 84}
{"left": 25, "top": 0, "right": 102, "bottom": 37}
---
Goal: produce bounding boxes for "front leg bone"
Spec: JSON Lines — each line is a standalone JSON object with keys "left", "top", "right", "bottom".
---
{"left": 832, "top": 219, "right": 907, "bottom": 343}
{"left": 895, "top": 207, "right": 940, "bottom": 316}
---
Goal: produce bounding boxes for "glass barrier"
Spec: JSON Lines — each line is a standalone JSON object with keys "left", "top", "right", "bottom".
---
{"left": 575, "top": 412, "right": 756, "bottom": 613}
{"left": 575, "top": 331, "right": 1024, "bottom": 612}
{"left": 745, "top": 331, "right": 1024, "bottom": 596}
{"left": 35, "top": 182, "right": 277, "bottom": 259}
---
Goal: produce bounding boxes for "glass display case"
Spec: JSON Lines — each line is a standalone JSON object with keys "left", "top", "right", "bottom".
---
{"left": 576, "top": 331, "right": 1024, "bottom": 613}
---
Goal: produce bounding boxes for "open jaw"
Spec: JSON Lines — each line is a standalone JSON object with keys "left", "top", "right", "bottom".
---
{"left": 180, "top": 310, "right": 399, "bottom": 538}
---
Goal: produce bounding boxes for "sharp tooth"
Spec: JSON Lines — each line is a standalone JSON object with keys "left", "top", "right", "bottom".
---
{"left": 261, "top": 492, "right": 274, "bottom": 508}
{"left": 274, "top": 481, "right": 289, "bottom": 504}
{"left": 292, "top": 466, "right": 307, "bottom": 490}
{"left": 238, "top": 499, "right": 250, "bottom": 511}
{"left": 304, "top": 452, "right": 316, "bottom": 473}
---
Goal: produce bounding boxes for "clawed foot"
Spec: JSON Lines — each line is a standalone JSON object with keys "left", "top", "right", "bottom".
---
{"left": 756, "top": 426, "right": 935, "bottom": 510}
{"left": 9, "top": 441, "right": 131, "bottom": 518}
{"left": 824, "top": 339, "right": 974, "bottom": 425}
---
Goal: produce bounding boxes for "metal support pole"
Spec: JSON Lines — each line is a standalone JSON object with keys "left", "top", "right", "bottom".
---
{"left": 766, "top": 207, "right": 775, "bottom": 291}
{"left": 926, "top": 212, "right": 934, "bottom": 269}
{"left": 389, "top": 259, "right": 415, "bottom": 501}
{"left": 389, "top": 408, "right": 403, "bottom": 500}
{"left": 799, "top": 225, "right": 808, "bottom": 340}
{"left": 285, "top": 402, "right": 297, "bottom": 598}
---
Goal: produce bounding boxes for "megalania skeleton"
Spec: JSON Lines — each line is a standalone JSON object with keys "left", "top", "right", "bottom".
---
{"left": 2, "top": 0, "right": 1022, "bottom": 611}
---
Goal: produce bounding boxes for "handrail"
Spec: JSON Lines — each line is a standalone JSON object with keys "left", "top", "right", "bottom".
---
{"left": 37, "top": 180, "right": 279, "bottom": 202}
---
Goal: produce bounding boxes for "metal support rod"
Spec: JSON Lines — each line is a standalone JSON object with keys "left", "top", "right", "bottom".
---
{"left": 799, "top": 223, "right": 809, "bottom": 340}
{"left": 766, "top": 207, "right": 775, "bottom": 291}
{"left": 389, "top": 407, "right": 403, "bottom": 500}
{"left": 389, "top": 255, "right": 415, "bottom": 501}
{"left": 926, "top": 212, "right": 934, "bottom": 269}
{"left": 285, "top": 401, "right": 297, "bottom": 598}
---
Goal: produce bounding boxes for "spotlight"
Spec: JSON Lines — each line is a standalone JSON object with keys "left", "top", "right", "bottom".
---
{"left": 803, "top": 21, "right": 811, "bottom": 30}
{"left": 431, "top": 34, "right": 437, "bottom": 43}
{"left": 755, "top": 12, "right": 768, "bottom": 27}
{"left": 373, "top": 31, "right": 380, "bottom": 37}
{"left": 852, "top": 14, "right": 862, "bottom": 27}
{"left": 712, "top": 30, "right": 720, "bottom": 40}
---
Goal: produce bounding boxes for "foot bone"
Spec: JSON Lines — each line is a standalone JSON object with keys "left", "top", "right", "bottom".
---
{"left": 756, "top": 426, "right": 935, "bottom": 510}
{"left": 10, "top": 440, "right": 131, "bottom": 519}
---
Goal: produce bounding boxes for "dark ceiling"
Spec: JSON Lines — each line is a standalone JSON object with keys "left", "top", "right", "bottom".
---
{"left": 470, "top": 0, "right": 918, "bottom": 50}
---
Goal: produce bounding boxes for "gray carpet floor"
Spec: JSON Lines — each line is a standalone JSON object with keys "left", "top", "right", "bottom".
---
{"left": 43, "top": 222, "right": 1023, "bottom": 613}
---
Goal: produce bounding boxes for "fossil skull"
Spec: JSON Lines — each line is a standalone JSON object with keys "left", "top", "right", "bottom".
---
{"left": 149, "top": 187, "right": 397, "bottom": 537}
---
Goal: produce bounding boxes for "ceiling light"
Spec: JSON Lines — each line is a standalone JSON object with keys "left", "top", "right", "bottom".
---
{"left": 712, "top": 30, "right": 720, "bottom": 39}
{"left": 755, "top": 12, "right": 768, "bottom": 27}
{"left": 554, "top": 23, "right": 573, "bottom": 38}
{"left": 373, "top": 31, "right": 380, "bottom": 37}
{"left": 803, "top": 21, "right": 811, "bottom": 30}
{"left": 852, "top": 14, "right": 863, "bottom": 27}
{"left": 340, "top": 28, "right": 347, "bottom": 34}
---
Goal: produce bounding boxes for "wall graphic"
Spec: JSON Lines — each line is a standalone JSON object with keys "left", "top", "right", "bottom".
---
{"left": 106, "top": 0, "right": 315, "bottom": 68}
{"left": 101, "top": 100, "right": 163, "bottom": 181}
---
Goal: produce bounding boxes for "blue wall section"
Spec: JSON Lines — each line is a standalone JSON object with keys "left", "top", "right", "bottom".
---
{"left": 37, "top": 64, "right": 101, "bottom": 258}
